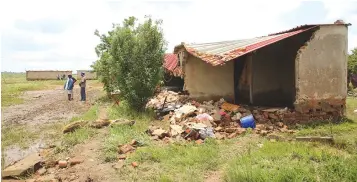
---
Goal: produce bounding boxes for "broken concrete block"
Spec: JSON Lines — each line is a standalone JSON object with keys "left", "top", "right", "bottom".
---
{"left": 2, "top": 153, "right": 42, "bottom": 178}
{"left": 58, "top": 160, "right": 68, "bottom": 168}
{"left": 118, "top": 144, "right": 135, "bottom": 154}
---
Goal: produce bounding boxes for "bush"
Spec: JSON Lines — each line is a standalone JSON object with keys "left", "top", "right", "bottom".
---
{"left": 92, "top": 16, "right": 166, "bottom": 110}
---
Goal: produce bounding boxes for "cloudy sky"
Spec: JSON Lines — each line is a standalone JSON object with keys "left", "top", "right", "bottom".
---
{"left": 1, "top": 0, "right": 357, "bottom": 72}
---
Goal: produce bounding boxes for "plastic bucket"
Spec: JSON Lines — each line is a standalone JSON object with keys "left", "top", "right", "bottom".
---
{"left": 240, "top": 114, "right": 256, "bottom": 128}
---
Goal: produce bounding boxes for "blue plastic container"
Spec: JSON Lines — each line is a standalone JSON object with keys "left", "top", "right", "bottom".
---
{"left": 240, "top": 114, "right": 256, "bottom": 129}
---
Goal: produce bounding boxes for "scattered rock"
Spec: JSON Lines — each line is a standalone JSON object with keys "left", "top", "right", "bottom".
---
{"left": 228, "top": 132, "right": 238, "bottom": 139}
{"left": 119, "top": 144, "right": 135, "bottom": 154}
{"left": 113, "top": 160, "right": 125, "bottom": 170}
{"left": 276, "top": 122, "right": 284, "bottom": 127}
{"left": 195, "top": 139, "right": 204, "bottom": 145}
{"left": 256, "top": 124, "right": 265, "bottom": 130}
{"left": 268, "top": 114, "right": 279, "bottom": 120}
{"left": 118, "top": 154, "right": 127, "bottom": 160}
{"left": 260, "top": 130, "right": 268, "bottom": 136}
{"left": 36, "top": 168, "right": 47, "bottom": 176}
{"left": 68, "top": 157, "right": 84, "bottom": 166}
{"left": 170, "top": 125, "right": 184, "bottom": 137}
{"left": 131, "top": 162, "right": 139, "bottom": 168}
{"left": 43, "top": 160, "right": 58, "bottom": 168}
{"left": 215, "top": 133, "right": 225, "bottom": 140}
{"left": 58, "top": 160, "right": 68, "bottom": 168}
{"left": 63, "top": 121, "right": 87, "bottom": 134}
{"left": 221, "top": 102, "right": 240, "bottom": 112}
{"left": 224, "top": 128, "right": 237, "bottom": 133}
{"left": 129, "top": 139, "right": 138, "bottom": 146}
{"left": 214, "top": 126, "right": 223, "bottom": 132}
{"left": 90, "top": 119, "right": 111, "bottom": 128}
{"left": 2, "top": 153, "right": 42, "bottom": 178}
{"left": 152, "top": 128, "right": 169, "bottom": 139}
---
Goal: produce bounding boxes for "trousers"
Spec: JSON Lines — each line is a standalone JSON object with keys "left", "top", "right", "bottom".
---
{"left": 80, "top": 87, "right": 86, "bottom": 101}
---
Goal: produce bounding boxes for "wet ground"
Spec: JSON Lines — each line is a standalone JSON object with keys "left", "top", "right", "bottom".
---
{"left": 1, "top": 85, "right": 103, "bottom": 168}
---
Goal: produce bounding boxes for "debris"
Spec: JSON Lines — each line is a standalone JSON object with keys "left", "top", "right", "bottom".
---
{"left": 118, "top": 154, "right": 127, "bottom": 160}
{"left": 276, "top": 122, "right": 284, "bottom": 127}
{"left": 131, "top": 162, "right": 139, "bottom": 168}
{"left": 2, "top": 153, "right": 42, "bottom": 178}
{"left": 195, "top": 139, "right": 204, "bottom": 145}
{"left": 215, "top": 133, "right": 225, "bottom": 140}
{"left": 295, "top": 136, "right": 334, "bottom": 143}
{"left": 129, "top": 139, "right": 138, "bottom": 146}
{"left": 221, "top": 102, "right": 240, "bottom": 112}
{"left": 63, "top": 121, "right": 87, "bottom": 134}
{"left": 43, "top": 160, "right": 57, "bottom": 168}
{"left": 90, "top": 119, "right": 111, "bottom": 128}
{"left": 198, "top": 127, "right": 215, "bottom": 139}
{"left": 119, "top": 144, "right": 135, "bottom": 154}
{"left": 196, "top": 113, "right": 213, "bottom": 122}
{"left": 260, "top": 130, "right": 268, "bottom": 136}
{"left": 58, "top": 160, "right": 68, "bottom": 168}
{"left": 113, "top": 160, "right": 125, "bottom": 170}
{"left": 152, "top": 128, "right": 169, "bottom": 139}
{"left": 170, "top": 125, "right": 184, "bottom": 137}
{"left": 36, "top": 168, "right": 47, "bottom": 175}
{"left": 231, "top": 112, "right": 242, "bottom": 121}
{"left": 68, "top": 157, "right": 84, "bottom": 166}
{"left": 228, "top": 132, "right": 238, "bottom": 139}
{"left": 214, "top": 126, "right": 223, "bottom": 132}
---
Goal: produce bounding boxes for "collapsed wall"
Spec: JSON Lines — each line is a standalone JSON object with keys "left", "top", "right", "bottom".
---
{"left": 294, "top": 25, "right": 348, "bottom": 119}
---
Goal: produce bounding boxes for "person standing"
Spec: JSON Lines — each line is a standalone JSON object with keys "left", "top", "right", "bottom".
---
{"left": 64, "top": 75, "right": 75, "bottom": 101}
{"left": 79, "top": 72, "right": 87, "bottom": 102}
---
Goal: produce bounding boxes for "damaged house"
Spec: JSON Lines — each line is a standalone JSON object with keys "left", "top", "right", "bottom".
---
{"left": 163, "top": 53, "right": 184, "bottom": 91}
{"left": 174, "top": 22, "right": 351, "bottom": 122}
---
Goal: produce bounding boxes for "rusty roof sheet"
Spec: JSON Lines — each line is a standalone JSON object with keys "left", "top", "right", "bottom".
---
{"left": 164, "top": 53, "right": 182, "bottom": 76}
{"left": 173, "top": 23, "right": 351, "bottom": 66}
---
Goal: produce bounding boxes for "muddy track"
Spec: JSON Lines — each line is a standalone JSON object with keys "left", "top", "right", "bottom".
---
{"left": 1, "top": 87, "right": 101, "bottom": 125}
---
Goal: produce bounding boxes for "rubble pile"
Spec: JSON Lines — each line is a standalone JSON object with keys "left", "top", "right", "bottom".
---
{"left": 146, "top": 91, "right": 298, "bottom": 142}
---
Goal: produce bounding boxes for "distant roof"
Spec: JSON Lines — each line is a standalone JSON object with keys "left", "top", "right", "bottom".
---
{"left": 174, "top": 23, "right": 351, "bottom": 66}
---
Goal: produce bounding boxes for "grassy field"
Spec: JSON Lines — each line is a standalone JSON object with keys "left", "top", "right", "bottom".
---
{"left": 1, "top": 72, "right": 64, "bottom": 107}
{"left": 2, "top": 72, "right": 357, "bottom": 181}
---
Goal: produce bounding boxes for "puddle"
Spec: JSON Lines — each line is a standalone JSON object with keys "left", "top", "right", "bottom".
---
{"left": 2, "top": 141, "right": 46, "bottom": 168}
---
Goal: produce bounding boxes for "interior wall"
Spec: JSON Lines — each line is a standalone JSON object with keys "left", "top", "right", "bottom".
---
{"left": 234, "top": 55, "right": 250, "bottom": 104}
{"left": 184, "top": 54, "right": 234, "bottom": 102}
{"left": 251, "top": 29, "right": 315, "bottom": 107}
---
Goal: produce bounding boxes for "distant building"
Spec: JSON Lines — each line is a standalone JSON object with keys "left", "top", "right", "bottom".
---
{"left": 26, "top": 70, "right": 72, "bottom": 80}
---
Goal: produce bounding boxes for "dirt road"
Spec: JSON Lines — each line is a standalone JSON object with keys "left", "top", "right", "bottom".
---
{"left": 1, "top": 85, "right": 104, "bottom": 167}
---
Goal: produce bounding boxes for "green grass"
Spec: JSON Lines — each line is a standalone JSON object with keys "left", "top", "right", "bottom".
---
{"left": 54, "top": 105, "right": 100, "bottom": 154}
{"left": 1, "top": 73, "right": 64, "bottom": 107}
{"left": 224, "top": 141, "right": 357, "bottom": 182}
{"left": 1, "top": 125, "right": 41, "bottom": 149}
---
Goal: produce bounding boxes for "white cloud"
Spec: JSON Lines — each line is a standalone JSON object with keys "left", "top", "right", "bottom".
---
{"left": 1, "top": 0, "right": 356, "bottom": 72}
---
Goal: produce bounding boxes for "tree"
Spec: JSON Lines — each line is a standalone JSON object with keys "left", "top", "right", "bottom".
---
{"left": 92, "top": 16, "right": 166, "bottom": 110}
{"left": 348, "top": 48, "right": 357, "bottom": 74}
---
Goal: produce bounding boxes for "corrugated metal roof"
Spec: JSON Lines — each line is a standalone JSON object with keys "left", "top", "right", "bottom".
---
{"left": 164, "top": 53, "right": 178, "bottom": 71}
{"left": 173, "top": 23, "right": 351, "bottom": 66}
{"left": 164, "top": 53, "right": 183, "bottom": 76}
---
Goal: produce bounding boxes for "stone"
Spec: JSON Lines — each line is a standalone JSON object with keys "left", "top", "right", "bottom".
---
{"left": 36, "top": 168, "right": 47, "bottom": 175}
{"left": 131, "top": 162, "right": 139, "bottom": 168}
{"left": 90, "top": 119, "right": 111, "bottom": 128}
{"left": 268, "top": 113, "right": 279, "bottom": 120}
{"left": 69, "top": 157, "right": 84, "bottom": 166}
{"left": 256, "top": 124, "right": 265, "bottom": 130}
{"left": 267, "top": 125, "right": 274, "bottom": 131}
{"left": 215, "top": 133, "right": 225, "bottom": 140}
{"left": 214, "top": 126, "right": 223, "bottom": 132}
{"left": 260, "top": 130, "right": 268, "bottom": 136}
{"left": 2, "top": 153, "right": 42, "bottom": 178}
{"left": 225, "top": 128, "right": 237, "bottom": 133}
{"left": 119, "top": 144, "right": 135, "bottom": 154}
{"left": 195, "top": 139, "right": 204, "bottom": 145}
{"left": 170, "top": 125, "right": 184, "bottom": 137}
{"left": 58, "top": 160, "right": 68, "bottom": 168}
{"left": 63, "top": 121, "right": 87, "bottom": 134}
{"left": 130, "top": 139, "right": 138, "bottom": 146}
{"left": 276, "top": 122, "right": 284, "bottom": 127}
{"left": 118, "top": 154, "right": 127, "bottom": 160}
{"left": 113, "top": 160, "right": 125, "bottom": 170}
{"left": 44, "top": 160, "right": 58, "bottom": 168}
{"left": 221, "top": 102, "right": 240, "bottom": 112}
{"left": 228, "top": 132, "right": 238, "bottom": 139}
{"left": 279, "top": 128, "right": 288, "bottom": 133}
{"left": 212, "top": 112, "right": 222, "bottom": 122}
{"left": 237, "top": 128, "right": 247, "bottom": 135}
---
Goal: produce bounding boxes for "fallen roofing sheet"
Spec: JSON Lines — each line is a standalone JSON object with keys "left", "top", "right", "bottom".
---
{"left": 164, "top": 53, "right": 182, "bottom": 76}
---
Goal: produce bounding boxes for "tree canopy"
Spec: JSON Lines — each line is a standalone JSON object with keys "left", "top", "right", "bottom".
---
{"left": 92, "top": 16, "right": 166, "bottom": 110}
{"left": 348, "top": 48, "right": 357, "bottom": 74}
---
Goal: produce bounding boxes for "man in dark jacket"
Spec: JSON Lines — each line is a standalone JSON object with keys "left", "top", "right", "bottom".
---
{"left": 79, "top": 72, "right": 86, "bottom": 102}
